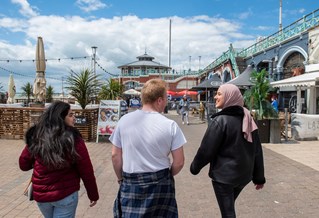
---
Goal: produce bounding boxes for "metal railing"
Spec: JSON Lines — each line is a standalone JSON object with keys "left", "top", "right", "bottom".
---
{"left": 202, "top": 8, "right": 319, "bottom": 74}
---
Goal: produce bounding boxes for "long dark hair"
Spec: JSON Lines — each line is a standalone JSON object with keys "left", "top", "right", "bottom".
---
{"left": 27, "top": 101, "right": 79, "bottom": 169}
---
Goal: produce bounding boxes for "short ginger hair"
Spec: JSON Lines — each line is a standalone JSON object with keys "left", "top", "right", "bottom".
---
{"left": 141, "top": 79, "right": 167, "bottom": 105}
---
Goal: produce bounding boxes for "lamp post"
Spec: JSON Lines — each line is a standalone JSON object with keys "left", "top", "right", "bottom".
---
{"left": 187, "top": 56, "right": 191, "bottom": 90}
{"left": 61, "top": 76, "right": 64, "bottom": 102}
{"left": 91, "top": 46, "right": 97, "bottom": 75}
{"left": 91, "top": 46, "right": 97, "bottom": 104}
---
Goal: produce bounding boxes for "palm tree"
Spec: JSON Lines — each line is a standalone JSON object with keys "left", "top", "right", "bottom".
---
{"left": 243, "top": 69, "right": 277, "bottom": 120}
{"left": 46, "top": 85, "right": 54, "bottom": 103}
{"left": 21, "top": 82, "right": 33, "bottom": 104}
{"left": 98, "top": 78, "right": 123, "bottom": 100}
{"left": 65, "top": 68, "right": 101, "bottom": 109}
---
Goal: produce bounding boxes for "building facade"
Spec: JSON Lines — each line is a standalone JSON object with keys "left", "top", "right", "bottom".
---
{"left": 117, "top": 53, "right": 198, "bottom": 93}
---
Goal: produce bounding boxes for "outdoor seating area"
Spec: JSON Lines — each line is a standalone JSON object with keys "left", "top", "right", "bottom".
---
{"left": 0, "top": 107, "right": 98, "bottom": 141}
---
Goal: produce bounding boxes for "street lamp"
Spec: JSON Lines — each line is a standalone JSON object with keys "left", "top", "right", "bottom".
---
{"left": 91, "top": 46, "right": 97, "bottom": 104}
{"left": 187, "top": 56, "right": 191, "bottom": 90}
{"left": 91, "top": 46, "right": 97, "bottom": 75}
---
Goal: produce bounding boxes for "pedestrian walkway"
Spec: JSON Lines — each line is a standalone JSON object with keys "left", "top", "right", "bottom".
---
{"left": 0, "top": 112, "right": 318, "bottom": 217}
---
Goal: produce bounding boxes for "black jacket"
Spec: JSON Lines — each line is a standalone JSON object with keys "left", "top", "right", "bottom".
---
{"left": 190, "top": 106, "right": 266, "bottom": 186}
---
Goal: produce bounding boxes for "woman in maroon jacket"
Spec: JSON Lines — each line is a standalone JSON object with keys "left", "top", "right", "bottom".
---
{"left": 19, "top": 101, "right": 99, "bottom": 218}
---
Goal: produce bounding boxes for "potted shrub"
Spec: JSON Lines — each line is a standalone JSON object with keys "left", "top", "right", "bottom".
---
{"left": 243, "top": 69, "right": 279, "bottom": 143}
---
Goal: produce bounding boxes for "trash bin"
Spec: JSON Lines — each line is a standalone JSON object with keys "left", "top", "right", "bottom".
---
{"left": 270, "top": 119, "right": 281, "bottom": 143}
{"left": 257, "top": 119, "right": 270, "bottom": 143}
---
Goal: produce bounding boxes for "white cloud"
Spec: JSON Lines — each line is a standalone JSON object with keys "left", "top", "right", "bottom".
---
{"left": 11, "top": 0, "right": 38, "bottom": 17}
{"left": 0, "top": 13, "right": 255, "bottom": 92}
{"left": 253, "top": 26, "right": 273, "bottom": 31}
{"left": 0, "top": 17, "right": 28, "bottom": 32}
{"left": 75, "top": 0, "right": 109, "bottom": 13}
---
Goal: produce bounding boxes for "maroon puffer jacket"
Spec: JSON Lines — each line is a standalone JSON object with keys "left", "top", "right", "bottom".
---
{"left": 19, "top": 137, "right": 99, "bottom": 203}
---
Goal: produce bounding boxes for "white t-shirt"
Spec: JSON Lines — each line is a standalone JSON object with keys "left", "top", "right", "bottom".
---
{"left": 109, "top": 110, "right": 187, "bottom": 173}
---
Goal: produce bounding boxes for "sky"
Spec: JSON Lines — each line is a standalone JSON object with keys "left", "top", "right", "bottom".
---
{"left": 0, "top": 0, "right": 318, "bottom": 94}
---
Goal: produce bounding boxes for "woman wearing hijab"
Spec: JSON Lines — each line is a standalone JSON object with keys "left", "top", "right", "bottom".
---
{"left": 190, "top": 84, "right": 265, "bottom": 218}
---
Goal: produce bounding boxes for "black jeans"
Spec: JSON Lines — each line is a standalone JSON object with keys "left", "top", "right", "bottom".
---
{"left": 212, "top": 181, "right": 245, "bottom": 218}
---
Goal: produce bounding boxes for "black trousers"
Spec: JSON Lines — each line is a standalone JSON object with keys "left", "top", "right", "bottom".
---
{"left": 212, "top": 181, "right": 245, "bottom": 218}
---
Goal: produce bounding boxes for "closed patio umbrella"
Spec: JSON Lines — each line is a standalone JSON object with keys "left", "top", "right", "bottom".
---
{"left": 7, "top": 74, "right": 16, "bottom": 104}
{"left": 33, "top": 36, "right": 46, "bottom": 102}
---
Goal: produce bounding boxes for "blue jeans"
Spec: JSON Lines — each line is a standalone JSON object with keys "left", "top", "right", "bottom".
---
{"left": 37, "top": 191, "right": 78, "bottom": 218}
{"left": 212, "top": 181, "right": 245, "bottom": 218}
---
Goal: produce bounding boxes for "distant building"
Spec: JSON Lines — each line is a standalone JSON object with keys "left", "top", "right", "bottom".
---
{"left": 117, "top": 53, "right": 198, "bottom": 94}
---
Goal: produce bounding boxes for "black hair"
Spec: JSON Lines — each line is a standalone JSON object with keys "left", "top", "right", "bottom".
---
{"left": 27, "top": 101, "right": 79, "bottom": 169}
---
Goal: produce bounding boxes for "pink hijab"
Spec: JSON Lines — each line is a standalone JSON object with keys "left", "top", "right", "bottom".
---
{"left": 218, "top": 84, "right": 258, "bottom": 143}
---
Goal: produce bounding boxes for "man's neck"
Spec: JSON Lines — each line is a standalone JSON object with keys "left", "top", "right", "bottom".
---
{"left": 142, "top": 104, "right": 161, "bottom": 113}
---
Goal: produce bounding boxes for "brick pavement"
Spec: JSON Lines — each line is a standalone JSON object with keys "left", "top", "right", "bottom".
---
{"left": 0, "top": 112, "right": 318, "bottom": 217}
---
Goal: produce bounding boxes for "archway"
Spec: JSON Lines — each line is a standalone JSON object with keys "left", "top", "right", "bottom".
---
{"left": 276, "top": 46, "right": 308, "bottom": 113}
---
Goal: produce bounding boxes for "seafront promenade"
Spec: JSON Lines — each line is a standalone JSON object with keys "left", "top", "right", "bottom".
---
{"left": 0, "top": 111, "right": 318, "bottom": 217}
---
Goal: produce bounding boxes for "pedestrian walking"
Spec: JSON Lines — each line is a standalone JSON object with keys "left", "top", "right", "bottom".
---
{"left": 19, "top": 101, "right": 99, "bottom": 218}
{"left": 190, "top": 84, "right": 266, "bottom": 218}
{"left": 179, "top": 95, "right": 190, "bottom": 125}
{"left": 199, "top": 101, "right": 205, "bottom": 121}
{"left": 110, "top": 79, "right": 186, "bottom": 217}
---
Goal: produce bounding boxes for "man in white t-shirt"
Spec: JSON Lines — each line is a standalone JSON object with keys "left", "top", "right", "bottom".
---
{"left": 110, "top": 79, "right": 186, "bottom": 218}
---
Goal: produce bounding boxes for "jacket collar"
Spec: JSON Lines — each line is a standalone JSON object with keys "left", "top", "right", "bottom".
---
{"left": 211, "top": 105, "right": 244, "bottom": 119}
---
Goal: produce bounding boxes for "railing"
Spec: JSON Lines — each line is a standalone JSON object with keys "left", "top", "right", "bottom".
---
{"left": 202, "top": 8, "right": 319, "bottom": 74}
{"left": 238, "top": 8, "right": 319, "bottom": 58}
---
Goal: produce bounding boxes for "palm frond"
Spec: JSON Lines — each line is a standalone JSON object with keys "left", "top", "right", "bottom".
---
{"left": 65, "top": 69, "right": 101, "bottom": 109}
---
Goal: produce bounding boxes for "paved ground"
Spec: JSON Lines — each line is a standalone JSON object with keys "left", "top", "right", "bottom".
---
{"left": 0, "top": 111, "right": 318, "bottom": 217}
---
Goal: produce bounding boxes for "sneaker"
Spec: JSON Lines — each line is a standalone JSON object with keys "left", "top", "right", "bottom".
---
{"left": 182, "top": 122, "right": 185, "bottom": 125}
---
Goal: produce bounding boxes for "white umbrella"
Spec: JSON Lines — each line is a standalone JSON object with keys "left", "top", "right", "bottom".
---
{"left": 33, "top": 36, "right": 47, "bottom": 102}
{"left": 7, "top": 74, "right": 16, "bottom": 104}
{"left": 123, "top": 89, "right": 141, "bottom": 96}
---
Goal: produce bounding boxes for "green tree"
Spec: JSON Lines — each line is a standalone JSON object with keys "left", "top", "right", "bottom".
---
{"left": 98, "top": 78, "right": 123, "bottom": 100}
{"left": 243, "top": 69, "right": 277, "bottom": 120}
{"left": 65, "top": 68, "right": 101, "bottom": 109}
{"left": 46, "top": 85, "right": 54, "bottom": 103}
{"left": 21, "top": 82, "right": 33, "bottom": 104}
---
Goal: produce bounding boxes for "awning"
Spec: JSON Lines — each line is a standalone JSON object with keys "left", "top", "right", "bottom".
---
{"left": 189, "top": 73, "right": 222, "bottom": 90}
{"left": 270, "top": 72, "right": 319, "bottom": 88}
{"left": 226, "top": 65, "right": 253, "bottom": 87}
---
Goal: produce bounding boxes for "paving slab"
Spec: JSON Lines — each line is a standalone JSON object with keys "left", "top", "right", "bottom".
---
{"left": 0, "top": 112, "right": 318, "bottom": 217}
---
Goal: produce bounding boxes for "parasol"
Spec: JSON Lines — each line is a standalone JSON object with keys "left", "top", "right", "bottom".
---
{"left": 176, "top": 90, "right": 198, "bottom": 96}
{"left": 7, "top": 74, "right": 16, "bottom": 104}
{"left": 167, "top": 90, "right": 177, "bottom": 95}
{"left": 123, "top": 89, "right": 141, "bottom": 96}
{"left": 226, "top": 65, "right": 254, "bottom": 88}
{"left": 33, "top": 36, "right": 47, "bottom": 102}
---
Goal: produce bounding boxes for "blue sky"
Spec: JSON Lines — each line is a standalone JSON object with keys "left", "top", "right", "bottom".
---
{"left": 0, "top": 0, "right": 318, "bottom": 93}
